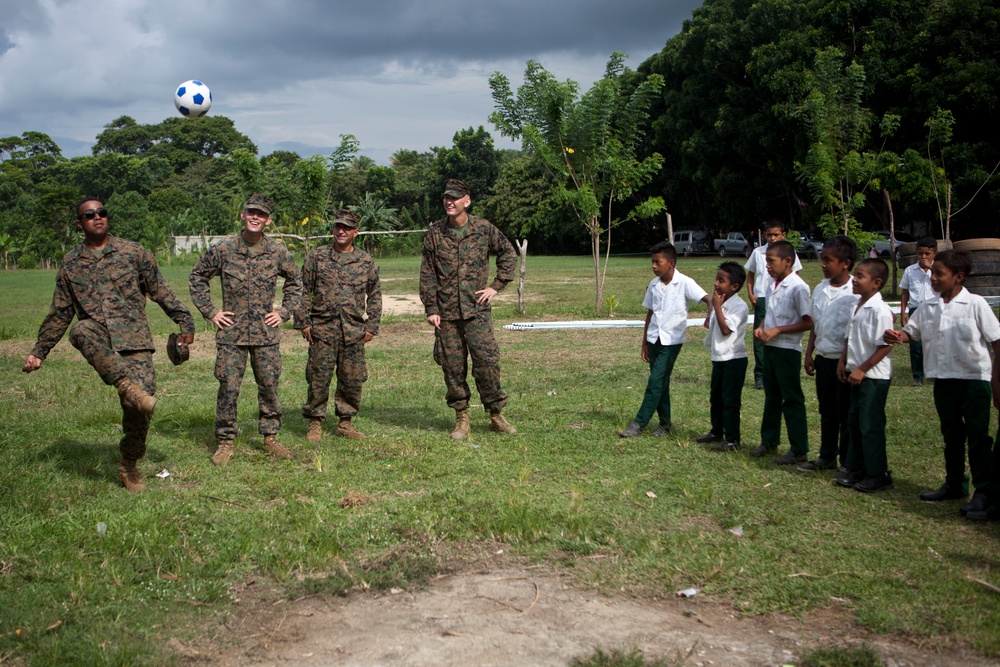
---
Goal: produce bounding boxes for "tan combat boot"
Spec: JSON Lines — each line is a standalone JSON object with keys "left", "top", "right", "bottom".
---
{"left": 306, "top": 418, "right": 323, "bottom": 443}
{"left": 119, "top": 458, "right": 147, "bottom": 493}
{"left": 113, "top": 377, "right": 157, "bottom": 418}
{"left": 335, "top": 418, "right": 366, "bottom": 439}
{"left": 489, "top": 411, "right": 517, "bottom": 434}
{"left": 212, "top": 439, "right": 234, "bottom": 466}
{"left": 263, "top": 435, "right": 293, "bottom": 459}
{"left": 450, "top": 409, "right": 471, "bottom": 440}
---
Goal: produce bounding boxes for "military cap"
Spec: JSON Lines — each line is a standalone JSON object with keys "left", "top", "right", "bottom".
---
{"left": 166, "top": 332, "right": 189, "bottom": 366}
{"left": 443, "top": 179, "right": 471, "bottom": 198}
{"left": 244, "top": 193, "right": 275, "bottom": 215}
{"left": 333, "top": 210, "right": 360, "bottom": 229}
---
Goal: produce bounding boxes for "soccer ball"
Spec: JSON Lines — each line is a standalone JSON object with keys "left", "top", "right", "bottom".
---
{"left": 173, "top": 80, "right": 213, "bottom": 117}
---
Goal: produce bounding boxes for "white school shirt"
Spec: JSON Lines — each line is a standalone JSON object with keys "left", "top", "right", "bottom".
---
{"left": 704, "top": 295, "right": 749, "bottom": 361}
{"left": 899, "top": 263, "right": 934, "bottom": 310}
{"left": 744, "top": 243, "right": 803, "bottom": 298}
{"left": 901, "top": 287, "right": 1000, "bottom": 381}
{"left": 845, "top": 292, "right": 894, "bottom": 380}
{"left": 761, "top": 272, "right": 811, "bottom": 351}
{"left": 643, "top": 270, "right": 708, "bottom": 345}
{"left": 809, "top": 278, "right": 859, "bottom": 359}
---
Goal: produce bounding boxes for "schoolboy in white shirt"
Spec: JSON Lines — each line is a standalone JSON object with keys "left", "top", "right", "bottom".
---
{"left": 885, "top": 250, "right": 1000, "bottom": 517}
{"left": 751, "top": 240, "right": 812, "bottom": 464}
{"left": 696, "top": 262, "right": 750, "bottom": 451}
{"left": 620, "top": 241, "right": 709, "bottom": 437}
{"left": 835, "top": 258, "right": 895, "bottom": 493}
{"left": 898, "top": 237, "right": 937, "bottom": 386}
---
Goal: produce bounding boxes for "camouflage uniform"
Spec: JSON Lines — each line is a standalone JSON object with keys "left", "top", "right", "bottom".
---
{"left": 295, "top": 246, "right": 381, "bottom": 420}
{"left": 189, "top": 233, "right": 302, "bottom": 440}
{"left": 419, "top": 214, "right": 516, "bottom": 411}
{"left": 30, "top": 236, "right": 195, "bottom": 459}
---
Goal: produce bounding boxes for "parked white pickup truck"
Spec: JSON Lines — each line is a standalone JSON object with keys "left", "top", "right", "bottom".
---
{"left": 714, "top": 232, "right": 751, "bottom": 257}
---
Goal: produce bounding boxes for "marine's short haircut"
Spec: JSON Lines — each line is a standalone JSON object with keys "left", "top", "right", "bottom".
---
{"left": 718, "top": 261, "right": 746, "bottom": 289}
{"left": 917, "top": 236, "right": 937, "bottom": 250}
{"left": 766, "top": 239, "right": 796, "bottom": 261}
{"left": 821, "top": 235, "right": 858, "bottom": 269}
{"left": 857, "top": 257, "right": 888, "bottom": 287}
{"left": 76, "top": 196, "right": 103, "bottom": 217}
{"left": 650, "top": 241, "right": 677, "bottom": 262}
{"left": 763, "top": 218, "right": 787, "bottom": 233}
{"left": 933, "top": 249, "right": 972, "bottom": 278}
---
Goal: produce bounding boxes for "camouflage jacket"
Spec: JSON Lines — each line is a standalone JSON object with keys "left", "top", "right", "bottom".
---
{"left": 294, "top": 246, "right": 382, "bottom": 344}
{"left": 189, "top": 233, "right": 303, "bottom": 346}
{"left": 31, "top": 236, "right": 194, "bottom": 360}
{"left": 419, "top": 215, "right": 516, "bottom": 320}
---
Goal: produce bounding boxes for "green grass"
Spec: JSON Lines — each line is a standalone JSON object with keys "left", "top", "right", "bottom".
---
{"left": 1, "top": 255, "right": 998, "bottom": 665}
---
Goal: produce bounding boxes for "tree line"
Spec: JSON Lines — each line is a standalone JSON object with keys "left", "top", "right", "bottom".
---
{"left": 1, "top": 0, "right": 997, "bottom": 272}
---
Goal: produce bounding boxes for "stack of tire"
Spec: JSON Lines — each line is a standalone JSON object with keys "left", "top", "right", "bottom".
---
{"left": 897, "top": 239, "right": 953, "bottom": 269}
{"left": 953, "top": 238, "right": 1000, "bottom": 298}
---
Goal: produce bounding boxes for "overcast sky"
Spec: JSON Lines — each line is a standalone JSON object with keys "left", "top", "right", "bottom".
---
{"left": 0, "top": 0, "right": 702, "bottom": 164}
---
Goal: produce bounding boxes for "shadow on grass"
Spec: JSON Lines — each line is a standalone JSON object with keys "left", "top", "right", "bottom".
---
{"left": 38, "top": 439, "right": 120, "bottom": 482}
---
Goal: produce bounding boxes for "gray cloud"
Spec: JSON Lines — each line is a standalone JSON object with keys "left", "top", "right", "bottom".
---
{"left": 0, "top": 0, "right": 701, "bottom": 161}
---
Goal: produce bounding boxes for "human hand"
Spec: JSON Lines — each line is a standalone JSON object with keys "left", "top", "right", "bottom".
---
{"left": 22, "top": 354, "right": 42, "bottom": 373}
{"left": 848, "top": 368, "right": 865, "bottom": 385}
{"left": 475, "top": 287, "right": 498, "bottom": 304}
{"left": 301, "top": 326, "right": 314, "bottom": 344}
{"left": 640, "top": 341, "right": 649, "bottom": 363}
{"left": 363, "top": 331, "right": 375, "bottom": 344}
{"left": 883, "top": 329, "right": 904, "bottom": 345}
{"left": 836, "top": 360, "right": 847, "bottom": 383}
{"left": 427, "top": 314, "right": 441, "bottom": 330}
{"left": 804, "top": 354, "right": 815, "bottom": 376}
{"left": 178, "top": 333, "right": 194, "bottom": 347}
{"left": 264, "top": 311, "right": 283, "bottom": 327}
{"left": 754, "top": 327, "right": 776, "bottom": 344}
{"left": 212, "top": 311, "right": 235, "bottom": 328}
{"left": 749, "top": 293, "right": 758, "bottom": 307}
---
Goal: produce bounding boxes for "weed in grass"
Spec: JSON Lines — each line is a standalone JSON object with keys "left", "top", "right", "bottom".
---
{"left": 800, "top": 644, "right": 884, "bottom": 667}
{"left": 570, "top": 645, "right": 695, "bottom": 667}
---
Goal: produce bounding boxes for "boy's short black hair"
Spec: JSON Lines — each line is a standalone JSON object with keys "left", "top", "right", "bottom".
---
{"left": 766, "top": 239, "right": 796, "bottom": 261}
{"left": 821, "top": 235, "right": 858, "bottom": 269}
{"left": 917, "top": 236, "right": 937, "bottom": 250}
{"left": 718, "top": 261, "right": 746, "bottom": 289}
{"left": 933, "top": 249, "right": 971, "bottom": 278}
{"left": 650, "top": 241, "right": 677, "bottom": 262}
{"left": 763, "top": 218, "right": 787, "bottom": 233}
{"left": 76, "top": 196, "right": 103, "bottom": 217}
{"left": 857, "top": 257, "right": 889, "bottom": 286}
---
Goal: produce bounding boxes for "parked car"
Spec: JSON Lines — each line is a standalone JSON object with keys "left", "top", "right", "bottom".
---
{"left": 672, "top": 230, "right": 713, "bottom": 256}
{"left": 797, "top": 231, "right": 825, "bottom": 259}
{"left": 872, "top": 230, "right": 917, "bottom": 258}
{"left": 714, "top": 231, "right": 751, "bottom": 257}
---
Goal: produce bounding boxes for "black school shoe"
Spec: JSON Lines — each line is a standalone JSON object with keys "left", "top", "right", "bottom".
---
{"left": 773, "top": 451, "right": 807, "bottom": 465}
{"left": 835, "top": 469, "right": 865, "bottom": 488}
{"left": 797, "top": 458, "right": 837, "bottom": 472}
{"left": 855, "top": 472, "right": 894, "bottom": 493}
{"left": 960, "top": 490, "right": 990, "bottom": 516}
{"left": 919, "top": 483, "right": 968, "bottom": 502}
{"left": 694, "top": 432, "right": 722, "bottom": 443}
{"left": 750, "top": 444, "right": 774, "bottom": 458}
{"left": 709, "top": 441, "right": 740, "bottom": 452}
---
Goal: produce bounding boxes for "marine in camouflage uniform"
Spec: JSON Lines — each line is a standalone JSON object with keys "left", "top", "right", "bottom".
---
{"left": 419, "top": 179, "right": 517, "bottom": 439}
{"left": 188, "top": 194, "right": 303, "bottom": 464}
{"left": 295, "top": 210, "right": 381, "bottom": 441}
{"left": 23, "top": 198, "right": 195, "bottom": 492}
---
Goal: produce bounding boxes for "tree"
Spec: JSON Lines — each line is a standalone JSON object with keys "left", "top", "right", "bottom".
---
{"left": 490, "top": 53, "right": 665, "bottom": 312}
{"left": 348, "top": 192, "right": 399, "bottom": 256}
{"left": 434, "top": 126, "right": 501, "bottom": 199}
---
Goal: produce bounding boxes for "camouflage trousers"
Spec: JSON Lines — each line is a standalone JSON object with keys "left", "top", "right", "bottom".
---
{"left": 302, "top": 334, "right": 367, "bottom": 420}
{"left": 214, "top": 343, "right": 282, "bottom": 440}
{"left": 434, "top": 312, "right": 507, "bottom": 412}
{"left": 68, "top": 318, "right": 155, "bottom": 460}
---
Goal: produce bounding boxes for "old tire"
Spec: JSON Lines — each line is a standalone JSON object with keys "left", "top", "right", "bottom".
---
{"left": 953, "top": 238, "right": 1000, "bottom": 252}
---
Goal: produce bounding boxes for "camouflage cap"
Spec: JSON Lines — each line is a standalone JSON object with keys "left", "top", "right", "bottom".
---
{"left": 333, "top": 210, "right": 360, "bottom": 229}
{"left": 443, "top": 179, "right": 471, "bottom": 198}
{"left": 244, "top": 193, "right": 275, "bottom": 215}
{"left": 166, "top": 332, "right": 189, "bottom": 366}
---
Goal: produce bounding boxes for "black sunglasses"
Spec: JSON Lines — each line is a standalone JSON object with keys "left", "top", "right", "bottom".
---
{"left": 80, "top": 208, "right": 108, "bottom": 220}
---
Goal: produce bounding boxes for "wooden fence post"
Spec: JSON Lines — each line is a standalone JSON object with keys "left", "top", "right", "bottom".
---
{"left": 516, "top": 239, "right": 528, "bottom": 315}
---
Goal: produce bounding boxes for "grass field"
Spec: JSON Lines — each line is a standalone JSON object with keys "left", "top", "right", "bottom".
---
{"left": 1, "top": 253, "right": 998, "bottom": 665}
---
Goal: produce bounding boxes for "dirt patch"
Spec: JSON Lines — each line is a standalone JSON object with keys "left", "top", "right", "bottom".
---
{"left": 194, "top": 563, "right": 992, "bottom": 667}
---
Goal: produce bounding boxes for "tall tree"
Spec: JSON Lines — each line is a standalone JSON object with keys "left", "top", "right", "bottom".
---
{"left": 490, "top": 53, "right": 666, "bottom": 312}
